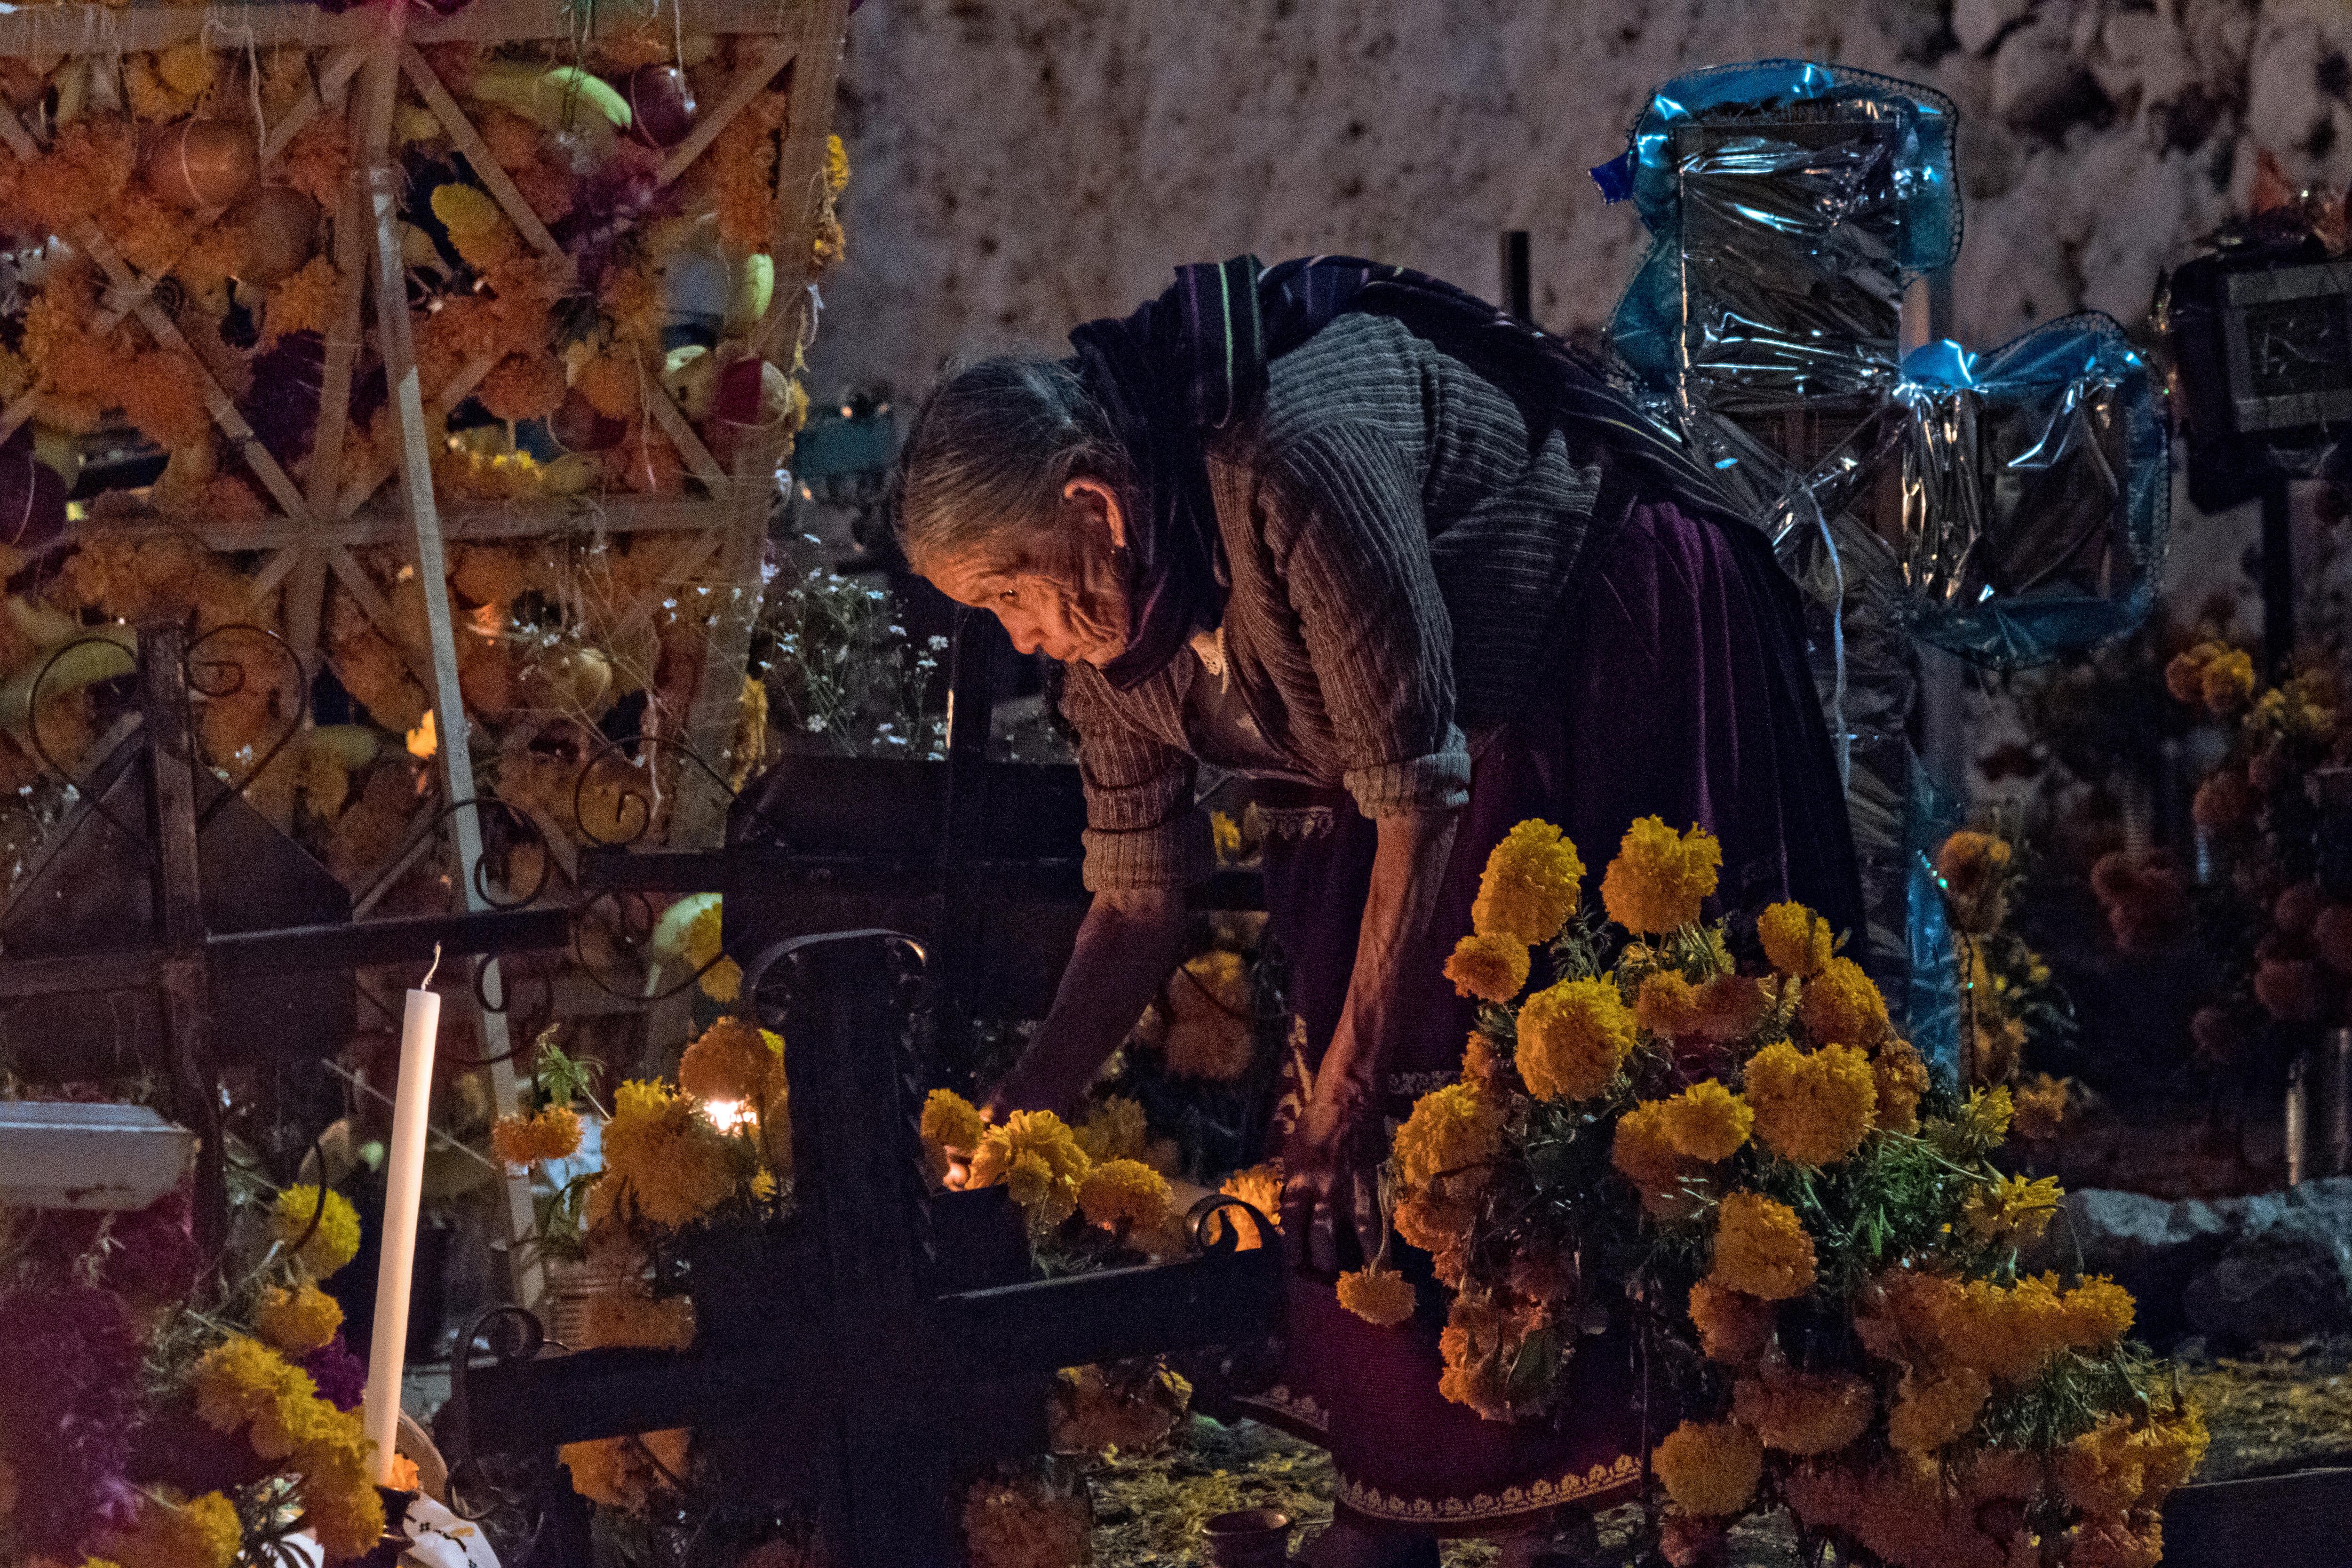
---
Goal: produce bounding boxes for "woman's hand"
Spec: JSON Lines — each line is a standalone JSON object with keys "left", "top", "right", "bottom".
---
{"left": 1280, "top": 1080, "right": 1383, "bottom": 1274}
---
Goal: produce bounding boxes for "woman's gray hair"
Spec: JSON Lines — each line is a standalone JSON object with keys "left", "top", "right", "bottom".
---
{"left": 894, "top": 355, "right": 1133, "bottom": 575}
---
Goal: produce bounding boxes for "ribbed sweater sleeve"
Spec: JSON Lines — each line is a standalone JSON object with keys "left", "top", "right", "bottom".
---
{"left": 1264, "top": 424, "right": 1471, "bottom": 817}
{"left": 1060, "top": 659, "right": 1211, "bottom": 890}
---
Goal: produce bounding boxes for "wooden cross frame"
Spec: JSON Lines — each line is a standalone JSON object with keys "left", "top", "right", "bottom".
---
{"left": 0, "top": 621, "right": 568, "bottom": 1250}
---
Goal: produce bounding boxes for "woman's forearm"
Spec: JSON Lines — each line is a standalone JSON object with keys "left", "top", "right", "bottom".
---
{"left": 1317, "top": 809, "right": 1460, "bottom": 1112}
{"left": 989, "top": 885, "right": 1190, "bottom": 1116}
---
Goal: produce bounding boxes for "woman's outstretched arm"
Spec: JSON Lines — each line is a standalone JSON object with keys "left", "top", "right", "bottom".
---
{"left": 1283, "top": 807, "right": 1459, "bottom": 1269}
{"left": 984, "top": 884, "right": 1191, "bottom": 1118}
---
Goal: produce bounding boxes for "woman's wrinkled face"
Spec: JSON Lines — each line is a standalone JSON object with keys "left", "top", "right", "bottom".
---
{"left": 921, "top": 478, "right": 1131, "bottom": 665}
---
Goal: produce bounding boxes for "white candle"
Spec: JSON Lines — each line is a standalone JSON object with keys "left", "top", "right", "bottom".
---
{"left": 363, "top": 978, "right": 442, "bottom": 1487}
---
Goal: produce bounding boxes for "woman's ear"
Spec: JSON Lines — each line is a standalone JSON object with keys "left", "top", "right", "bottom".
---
{"left": 1064, "top": 476, "right": 1128, "bottom": 552}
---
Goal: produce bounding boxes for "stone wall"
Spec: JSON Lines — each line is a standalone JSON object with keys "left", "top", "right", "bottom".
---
{"left": 810, "top": 0, "right": 2352, "bottom": 405}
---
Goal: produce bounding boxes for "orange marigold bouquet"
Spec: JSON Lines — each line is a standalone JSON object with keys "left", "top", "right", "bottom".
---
{"left": 1368, "top": 814, "right": 2200, "bottom": 1568}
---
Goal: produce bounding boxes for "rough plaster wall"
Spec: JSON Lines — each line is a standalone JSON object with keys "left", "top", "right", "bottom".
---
{"left": 810, "top": 0, "right": 2352, "bottom": 405}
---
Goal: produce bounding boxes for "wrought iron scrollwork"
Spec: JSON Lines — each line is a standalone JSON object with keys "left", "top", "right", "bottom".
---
{"left": 1185, "top": 1193, "right": 1273, "bottom": 1258}
{"left": 568, "top": 732, "right": 745, "bottom": 850}
{"left": 184, "top": 623, "right": 310, "bottom": 829}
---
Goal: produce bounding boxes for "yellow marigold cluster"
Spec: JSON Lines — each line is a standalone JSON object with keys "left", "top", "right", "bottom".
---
{"left": 1393, "top": 1081, "right": 1505, "bottom": 1189}
{"left": 491, "top": 1103, "right": 584, "bottom": 1167}
{"left": 289, "top": 1403, "right": 385, "bottom": 1561}
{"left": 1748, "top": 1040, "right": 1879, "bottom": 1166}
{"left": 1049, "top": 1361, "right": 1192, "bottom": 1456}
{"left": 1659, "top": 1079, "right": 1754, "bottom": 1162}
{"left": 190, "top": 1336, "right": 322, "bottom": 1462}
{"left": 1961, "top": 1173, "right": 2064, "bottom": 1248}
{"left": 961, "top": 1476, "right": 1092, "bottom": 1568}
{"left": 1077, "top": 1158, "right": 1174, "bottom": 1238}
{"left": 1709, "top": 1192, "right": 1817, "bottom": 1301}
{"left": 1153, "top": 949, "right": 1258, "bottom": 1081}
{"left": 1796, "top": 955, "right": 1891, "bottom": 1048}
{"left": 593, "top": 1079, "right": 741, "bottom": 1230}
{"left": 1758, "top": 901, "right": 1835, "bottom": 977}
{"left": 2165, "top": 641, "right": 2257, "bottom": 717}
{"left": 1688, "top": 1281, "right": 1775, "bottom": 1364}
{"left": 1336, "top": 1265, "right": 1419, "bottom": 1327}
{"left": 1635, "top": 968, "right": 1703, "bottom": 1038}
{"left": 270, "top": 1185, "right": 361, "bottom": 1279}
{"left": 254, "top": 1279, "right": 344, "bottom": 1356}
{"left": 1445, "top": 931, "right": 1532, "bottom": 1003}
{"left": 104, "top": 1489, "right": 242, "bottom": 1568}
{"left": 1869, "top": 1268, "right": 2135, "bottom": 1389}
{"left": 2012, "top": 1072, "right": 2069, "bottom": 1141}
{"left": 1887, "top": 1365, "right": 1991, "bottom": 1453}
{"left": 1935, "top": 830, "right": 2013, "bottom": 934}
{"left": 1787, "top": 1451, "right": 2019, "bottom": 1568}
{"left": 2057, "top": 1408, "right": 2209, "bottom": 1522}
{"left": 1516, "top": 977, "right": 1638, "bottom": 1101}
{"left": 561, "top": 1428, "right": 689, "bottom": 1515}
{"left": 1218, "top": 1161, "right": 1284, "bottom": 1250}
{"left": 1653, "top": 1419, "right": 1764, "bottom": 1517}
{"left": 431, "top": 182, "right": 522, "bottom": 273}
{"left": 1600, "top": 817, "right": 1721, "bottom": 934}
{"left": 1074, "top": 1096, "right": 1150, "bottom": 1165}
{"left": 1469, "top": 818, "right": 1584, "bottom": 946}
{"left": 922, "top": 1087, "right": 989, "bottom": 1161}
{"left": 1731, "top": 1366, "right": 1874, "bottom": 1456}
{"left": 679, "top": 1015, "right": 784, "bottom": 1105}
{"left": 1613, "top": 1099, "right": 1704, "bottom": 1218}
{"left": 1436, "top": 1292, "right": 1544, "bottom": 1422}
{"left": 1931, "top": 1085, "right": 2016, "bottom": 1158}
{"left": 1872, "top": 1040, "right": 1930, "bottom": 1133}
{"left": 969, "top": 1110, "right": 1092, "bottom": 1230}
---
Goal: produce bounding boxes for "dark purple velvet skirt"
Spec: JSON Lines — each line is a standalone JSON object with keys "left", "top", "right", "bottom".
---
{"left": 1232, "top": 498, "right": 1864, "bottom": 1536}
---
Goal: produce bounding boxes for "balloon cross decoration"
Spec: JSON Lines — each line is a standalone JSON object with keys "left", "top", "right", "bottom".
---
{"left": 1592, "top": 60, "right": 2170, "bottom": 1070}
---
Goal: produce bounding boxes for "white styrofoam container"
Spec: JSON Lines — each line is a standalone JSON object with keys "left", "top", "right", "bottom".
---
{"left": 0, "top": 1101, "right": 196, "bottom": 1210}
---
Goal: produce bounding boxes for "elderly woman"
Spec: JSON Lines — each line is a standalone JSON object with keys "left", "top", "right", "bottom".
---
{"left": 898, "top": 257, "right": 1864, "bottom": 1568}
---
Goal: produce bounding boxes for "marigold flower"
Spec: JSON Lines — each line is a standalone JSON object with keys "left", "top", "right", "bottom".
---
{"left": 1931, "top": 1085, "right": 2016, "bottom": 1158}
{"left": 1446, "top": 931, "right": 1532, "bottom": 1003}
{"left": 1049, "top": 1361, "right": 1191, "bottom": 1455}
{"left": 1688, "top": 1281, "right": 1775, "bottom": 1363}
{"left": 1731, "top": 1366, "right": 1874, "bottom": 1456}
{"left": 1517, "top": 976, "right": 1638, "bottom": 1101}
{"left": 1436, "top": 1292, "right": 1528, "bottom": 1422}
{"left": 431, "top": 182, "right": 522, "bottom": 273}
{"left": 2056, "top": 1415, "right": 2147, "bottom": 1517}
{"left": 1743, "top": 1041, "right": 1877, "bottom": 1166}
{"left": 968, "top": 1110, "right": 1090, "bottom": 1230}
{"left": 1074, "top": 1096, "right": 1150, "bottom": 1164}
{"left": 922, "top": 1088, "right": 988, "bottom": 1157}
{"left": 255, "top": 1280, "right": 344, "bottom": 1356}
{"left": 480, "top": 351, "right": 568, "bottom": 423}
{"left": 1660, "top": 1079, "right": 1753, "bottom": 1162}
{"left": 2059, "top": 1276, "right": 2137, "bottom": 1350}
{"left": 1393, "top": 1081, "right": 1505, "bottom": 1189}
{"left": 593, "top": 1078, "right": 741, "bottom": 1230}
{"left": 1078, "top": 1158, "right": 1173, "bottom": 1235}
{"left": 961, "top": 1474, "right": 1091, "bottom": 1568}
{"left": 1694, "top": 972, "right": 1771, "bottom": 1042}
{"left": 1336, "top": 1265, "right": 1418, "bottom": 1328}
{"left": 1870, "top": 1039, "right": 1929, "bottom": 1133}
{"left": 1962, "top": 1173, "right": 2063, "bottom": 1248}
{"left": 2200, "top": 647, "right": 2257, "bottom": 715}
{"left": 1709, "top": 1192, "right": 1816, "bottom": 1301}
{"left": 105, "top": 1488, "right": 242, "bottom": 1568}
{"left": 1796, "top": 955, "right": 1891, "bottom": 1048}
{"left": 1887, "top": 1365, "right": 1990, "bottom": 1453}
{"left": 679, "top": 1015, "right": 781, "bottom": 1105}
{"left": 1600, "top": 817, "right": 1721, "bottom": 934}
{"left": 560, "top": 1428, "right": 688, "bottom": 1515}
{"left": 271, "top": 1185, "right": 361, "bottom": 1279}
{"left": 2163, "top": 642, "right": 2223, "bottom": 704}
{"left": 191, "top": 1336, "right": 321, "bottom": 1461}
{"left": 2069, "top": 1514, "right": 2164, "bottom": 1568}
{"left": 1941, "top": 1274, "right": 2072, "bottom": 1385}
{"left": 1613, "top": 1099, "right": 1702, "bottom": 1217}
{"left": 531, "top": 1104, "right": 584, "bottom": 1162}
{"left": 1470, "top": 818, "right": 1584, "bottom": 945}
{"left": 1636, "top": 969, "right": 1704, "bottom": 1037}
{"left": 2137, "top": 1404, "right": 2210, "bottom": 1502}
{"left": 1653, "top": 1419, "right": 1763, "bottom": 1516}
{"left": 1392, "top": 1191, "right": 1476, "bottom": 1255}
{"left": 1758, "top": 900, "right": 1835, "bottom": 978}
{"left": 260, "top": 256, "right": 339, "bottom": 349}
{"left": 1936, "top": 830, "right": 2013, "bottom": 934}
{"left": 2191, "top": 768, "right": 2254, "bottom": 834}
{"left": 1153, "top": 949, "right": 1257, "bottom": 1081}
{"left": 1218, "top": 1161, "right": 1284, "bottom": 1248}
